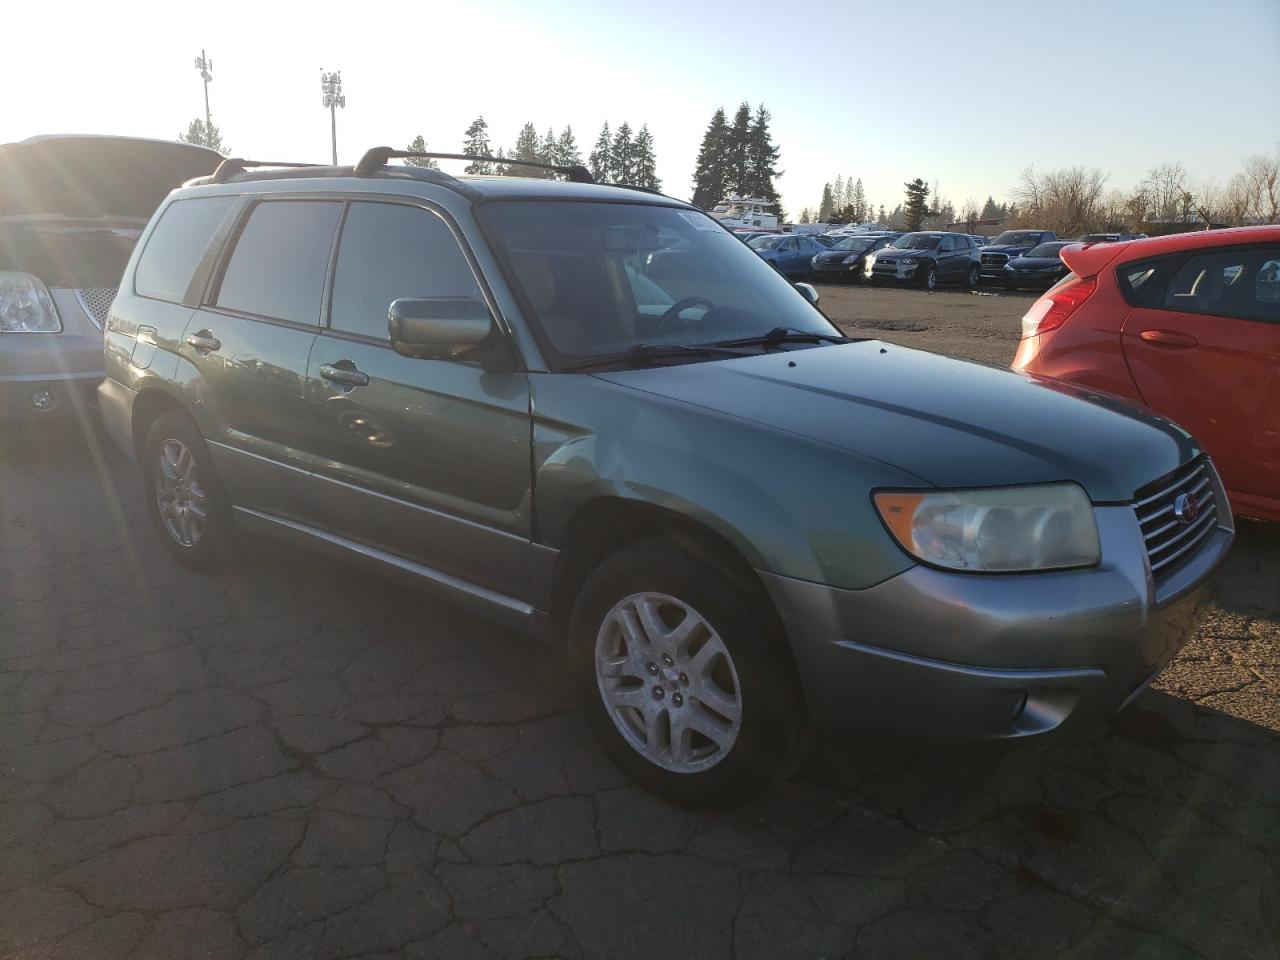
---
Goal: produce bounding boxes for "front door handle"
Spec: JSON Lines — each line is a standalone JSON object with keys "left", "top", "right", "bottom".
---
{"left": 1140, "top": 329, "right": 1199, "bottom": 349}
{"left": 319, "top": 362, "right": 370, "bottom": 388}
{"left": 185, "top": 330, "right": 221, "bottom": 354}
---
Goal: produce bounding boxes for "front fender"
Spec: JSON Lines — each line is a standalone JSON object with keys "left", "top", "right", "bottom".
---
{"left": 530, "top": 374, "right": 922, "bottom": 590}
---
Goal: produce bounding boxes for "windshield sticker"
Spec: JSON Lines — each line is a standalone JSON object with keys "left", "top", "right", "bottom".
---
{"left": 677, "top": 211, "right": 721, "bottom": 232}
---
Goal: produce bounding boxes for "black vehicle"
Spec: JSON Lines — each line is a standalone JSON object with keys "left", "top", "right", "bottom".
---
{"left": 1002, "top": 240, "right": 1073, "bottom": 290}
{"left": 866, "top": 232, "right": 981, "bottom": 289}
{"left": 809, "top": 234, "right": 895, "bottom": 282}
{"left": 979, "top": 229, "right": 1057, "bottom": 282}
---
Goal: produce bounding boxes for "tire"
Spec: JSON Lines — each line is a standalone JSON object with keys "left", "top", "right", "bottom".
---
{"left": 143, "top": 410, "right": 234, "bottom": 571}
{"left": 966, "top": 265, "right": 979, "bottom": 289}
{"left": 569, "top": 540, "right": 808, "bottom": 809}
{"left": 919, "top": 262, "right": 937, "bottom": 290}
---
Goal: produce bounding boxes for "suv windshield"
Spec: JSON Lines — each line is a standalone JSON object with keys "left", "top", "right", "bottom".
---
{"left": 478, "top": 201, "right": 836, "bottom": 366}
{"left": 888, "top": 233, "right": 941, "bottom": 251}
{"left": 831, "top": 237, "right": 874, "bottom": 252}
{"left": 992, "top": 231, "right": 1041, "bottom": 248}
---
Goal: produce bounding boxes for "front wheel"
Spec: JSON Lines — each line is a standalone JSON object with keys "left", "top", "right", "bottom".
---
{"left": 919, "top": 263, "right": 938, "bottom": 290}
{"left": 143, "top": 410, "right": 234, "bottom": 571}
{"left": 966, "top": 265, "right": 979, "bottom": 289}
{"left": 570, "top": 541, "right": 807, "bottom": 809}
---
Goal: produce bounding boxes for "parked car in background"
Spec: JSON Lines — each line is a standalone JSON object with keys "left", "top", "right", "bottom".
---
{"left": 100, "top": 147, "right": 1232, "bottom": 808}
{"left": 0, "top": 135, "right": 221, "bottom": 420}
{"left": 970, "top": 235, "right": 990, "bottom": 248}
{"left": 748, "top": 233, "right": 827, "bottom": 279}
{"left": 1013, "top": 225, "right": 1280, "bottom": 521}
{"left": 1080, "top": 232, "right": 1148, "bottom": 243}
{"left": 980, "top": 229, "right": 1058, "bottom": 282}
{"left": 811, "top": 235, "right": 838, "bottom": 249}
{"left": 1003, "top": 241, "right": 1074, "bottom": 290}
{"left": 810, "top": 233, "right": 896, "bottom": 283}
{"left": 866, "top": 232, "right": 980, "bottom": 289}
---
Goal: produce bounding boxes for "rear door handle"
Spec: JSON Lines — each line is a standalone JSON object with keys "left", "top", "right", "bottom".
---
{"left": 1140, "top": 329, "right": 1198, "bottom": 349}
{"left": 185, "top": 331, "right": 221, "bottom": 353}
{"left": 319, "top": 363, "right": 370, "bottom": 388}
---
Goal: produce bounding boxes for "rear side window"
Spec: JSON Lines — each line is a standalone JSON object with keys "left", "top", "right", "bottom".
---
{"left": 134, "top": 196, "right": 235, "bottom": 302}
{"left": 1161, "top": 247, "right": 1280, "bottom": 323}
{"left": 216, "top": 200, "right": 342, "bottom": 325}
{"left": 328, "top": 202, "right": 482, "bottom": 341}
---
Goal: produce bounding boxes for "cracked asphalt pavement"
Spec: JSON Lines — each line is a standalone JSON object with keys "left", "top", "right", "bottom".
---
{"left": 2, "top": 325, "right": 1278, "bottom": 958}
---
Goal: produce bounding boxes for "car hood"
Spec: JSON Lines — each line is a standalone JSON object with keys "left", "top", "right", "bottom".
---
{"left": 594, "top": 342, "right": 1198, "bottom": 502}
{"left": 816, "top": 249, "right": 869, "bottom": 261}
{"left": 1008, "top": 256, "right": 1064, "bottom": 268}
{"left": 0, "top": 135, "right": 222, "bottom": 222}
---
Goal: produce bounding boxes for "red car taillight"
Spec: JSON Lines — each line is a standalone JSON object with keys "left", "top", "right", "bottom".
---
{"left": 1020, "top": 276, "right": 1097, "bottom": 339}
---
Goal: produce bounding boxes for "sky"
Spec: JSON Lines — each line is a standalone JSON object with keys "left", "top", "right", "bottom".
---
{"left": 4, "top": 0, "right": 1278, "bottom": 218}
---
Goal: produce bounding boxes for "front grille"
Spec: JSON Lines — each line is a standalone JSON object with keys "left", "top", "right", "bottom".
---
{"left": 1133, "top": 458, "right": 1219, "bottom": 580}
{"left": 75, "top": 287, "right": 117, "bottom": 329}
{"left": 981, "top": 253, "right": 1009, "bottom": 269}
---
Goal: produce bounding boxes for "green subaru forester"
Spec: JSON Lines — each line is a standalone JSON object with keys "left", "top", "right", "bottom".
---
{"left": 100, "top": 148, "right": 1233, "bottom": 808}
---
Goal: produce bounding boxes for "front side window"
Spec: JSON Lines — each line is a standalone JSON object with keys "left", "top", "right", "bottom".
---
{"left": 135, "top": 196, "right": 235, "bottom": 302}
{"left": 1161, "top": 247, "right": 1280, "bottom": 322}
{"left": 478, "top": 201, "right": 836, "bottom": 365}
{"left": 216, "top": 200, "right": 342, "bottom": 324}
{"left": 329, "top": 202, "right": 482, "bottom": 340}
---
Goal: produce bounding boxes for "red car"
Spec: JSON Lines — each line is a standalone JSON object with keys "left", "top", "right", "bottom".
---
{"left": 1013, "top": 226, "right": 1280, "bottom": 522}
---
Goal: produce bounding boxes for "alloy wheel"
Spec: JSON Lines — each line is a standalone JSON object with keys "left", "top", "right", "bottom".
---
{"left": 594, "top": 592, "right": 743, "bottom": 773}
{"left": 154, "top": 438, "right": 208, "bottom": 547}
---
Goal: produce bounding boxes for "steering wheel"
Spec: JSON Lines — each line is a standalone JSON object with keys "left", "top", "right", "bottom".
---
{"left": 654, "top": 296, "right": 715, "bottom": 337}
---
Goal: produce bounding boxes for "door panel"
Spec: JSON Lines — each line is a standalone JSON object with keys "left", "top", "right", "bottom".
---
{"left": 306, "top": 340, "right": 534, "bottom": 600}
{"left": 1121, "top": 248, "right": 1280, "bottom": 501}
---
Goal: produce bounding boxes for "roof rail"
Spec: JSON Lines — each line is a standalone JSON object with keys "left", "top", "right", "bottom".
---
{"left": 355, "top": 147, "right": 594, "bottom": 184}
{"left": 210, "top": 157, "right": 322, "bottom": 184}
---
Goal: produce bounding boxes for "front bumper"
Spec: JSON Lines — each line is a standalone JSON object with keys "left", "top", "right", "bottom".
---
{"left": 812, "top": 260, "right": 863, "bottom": 281}
{"left": 762, "top": 504, "right": 1233, "bottom": 740}
{"left": 1004, "top": 270, "right": 1062, "bottom": 288}
{"left": 0, "top": 287, "right": 106, "bottom": 420}
{"left": 867, "top": 260, "right": 921, "bottom": 282}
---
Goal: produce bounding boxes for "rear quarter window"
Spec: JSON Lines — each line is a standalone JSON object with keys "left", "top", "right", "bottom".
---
{"left": 134, "top": 196, "right": 236, "bottom": 302}
{"left": 1115, "top": 259, "right": 1166, "bottom": 306}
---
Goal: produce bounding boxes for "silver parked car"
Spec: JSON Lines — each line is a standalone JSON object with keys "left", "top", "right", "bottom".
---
{"left": 0, "top": 135, "right": 220, "bottom": 420}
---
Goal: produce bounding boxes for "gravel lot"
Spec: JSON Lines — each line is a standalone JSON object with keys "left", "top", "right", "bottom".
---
{"left": 1, "top": 289, "right": 1277, "bottom": 960}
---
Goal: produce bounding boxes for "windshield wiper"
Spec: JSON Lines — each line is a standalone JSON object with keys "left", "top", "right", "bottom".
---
{"left": 709, "top": 326, "right": 856, "bottom": 349}
{"left": 561, "top": 342, "right": 750, "bottom": 372}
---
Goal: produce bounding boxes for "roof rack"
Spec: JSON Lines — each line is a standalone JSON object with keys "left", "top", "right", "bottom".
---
{"left": 210, "top": 158, "right": 322, "bottom": 184}
{"left": 355, "top": 147, "right": 594, "bottom": 184}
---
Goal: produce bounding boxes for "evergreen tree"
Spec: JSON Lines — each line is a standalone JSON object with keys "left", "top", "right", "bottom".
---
{"left": 690, "top": 108, "right": 730, "bottom": 209}
{"left": 611, "top": 122, "right": 635, "bottom": 183}
{"left": 744, "top": 103, "right": 781, "bottom": 204}
{"left": 903, "top": 178, "right": 930, "bottom": 230}
{"left": 878, "top": 204, "right": 887, "bottom": 224}
{"left": 819, "top": 183, "right": 834, "bottom": 222}
{"left": 799, "top": 208, "right": 813, "bottom": 224}
{"left": 462, "top": 116, "right": 492, "bottom": 174}
{"left": 179, "top": 118, "right": 227, "bottom": 155}
{"left": 510, "top": 122, "right": 545, "bottom": 178}
{"left": 726, "top": 102, "right": 752, "bottom": 195}
{"left": 492, "top": 147, "right": 509, "bottom": 177}
{"left": 632, "top": 125, "right": 660, "bottom": 189}
{"left": 588, "top": 122, "right": 613, "bottom": 183}
{"left": 851, "top": 178, "right": 867, "bottom": 221}
{"left": 403, "top": 135, "right": 439, "bottom": 169}
{"left": 833, "top": 175, "right": 845, "bottom": 214}
{"left": 539, "top": 127, "right": 558, "bottom": 168}
{"left": 555, "top": 126, "right": 581, "bottom": 168}
{"left": 980, "top": 195, "right": 999, "bottom": 220}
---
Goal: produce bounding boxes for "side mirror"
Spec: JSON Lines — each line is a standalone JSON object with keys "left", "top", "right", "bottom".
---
{"left": 388, "top": 297, "right": 493, "bottom": 360}
{"left": 795, "top": 282, "right": 820, "bottom": 306}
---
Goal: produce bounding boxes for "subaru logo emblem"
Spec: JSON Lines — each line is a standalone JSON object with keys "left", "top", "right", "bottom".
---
{"left": 1173, "top": 492, "right": 1199, "bottom": 524}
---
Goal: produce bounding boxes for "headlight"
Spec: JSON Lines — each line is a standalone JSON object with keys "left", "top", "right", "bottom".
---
{"left": 901, "top": 257, "right": 918, "bottom": 265}
{"left": 842, "top": 255, "right": 860, "bottom": 265}
{"left": 874, "top": 483, "right": 1100, "bottom": 572}
{"left": 0, "top": 272, "right": 61, "bottom": 333}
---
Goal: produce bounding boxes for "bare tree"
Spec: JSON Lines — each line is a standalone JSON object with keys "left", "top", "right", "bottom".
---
{"left": 1141, "top": 162, "right": 1188, "bottom": 223}
{"left": 1013, "top": 166, "right": 1109, "bottom": 234}
{"left": 1240, "top": 149, "right": 1280, "bottom": 224}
